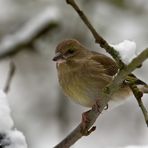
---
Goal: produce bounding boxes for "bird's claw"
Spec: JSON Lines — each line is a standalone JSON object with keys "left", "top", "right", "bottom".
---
{"left": 92, "top": 99, "right": 102, "bottom": 113}
{"left": 81, "top": 110, "right": 91, "bottom": 130}
{"left": 80, "top": 110, "right": 96, "bottom": 135}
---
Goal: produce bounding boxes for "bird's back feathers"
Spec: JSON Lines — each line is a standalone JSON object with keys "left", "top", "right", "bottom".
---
{"left": 90, "top": 51, "right": 118, "bottom": 76}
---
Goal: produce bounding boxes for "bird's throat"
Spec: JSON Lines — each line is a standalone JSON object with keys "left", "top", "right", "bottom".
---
{"left": 56, "top": 59, "right": 66, "bottom": 67}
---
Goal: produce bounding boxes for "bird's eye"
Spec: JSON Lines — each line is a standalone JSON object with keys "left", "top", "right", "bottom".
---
{"left": 67, "top": 49, "right": 75, "bottom": 54}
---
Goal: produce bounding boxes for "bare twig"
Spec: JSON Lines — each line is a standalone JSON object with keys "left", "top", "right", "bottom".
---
{"left": 66, "top": 0, "right": 124, "bottom": 68}
{"left": 54, "top": 48, "right": 148, "bottom": 148}
{"left": 131, "top": 84, "right": 148, "bottom": 126}
{"left": 0, "top": 7, "right": 59, "bottom": 59}
{"left": 3, "top": 61, "right": 16, "bottom": 93}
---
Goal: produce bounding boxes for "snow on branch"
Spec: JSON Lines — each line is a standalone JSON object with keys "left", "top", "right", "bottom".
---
{"left": 110, "top": 40, "right": 137, "bottom": 64}
{"left": 0, "top": 6, "right": 60, "bottom": 59}
{"left": 66, "top": 0, "right": 124, "bottom": 68}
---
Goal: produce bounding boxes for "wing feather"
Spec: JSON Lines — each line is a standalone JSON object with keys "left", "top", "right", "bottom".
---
{"left": 90, "top": 51, "right": 118, "bottom": 76}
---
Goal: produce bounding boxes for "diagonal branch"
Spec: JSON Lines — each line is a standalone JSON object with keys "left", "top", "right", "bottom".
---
{"left": 3, "top": 61, "right": 16, "bottom": 94}
{"left": 128, "top": 83, "right": 148, "bottom": 126}
{"left": 66, "top": 0, "right": 124, "bottom": 68}
{"left": 54, "top": 48, "right": 148, "bottom": 148}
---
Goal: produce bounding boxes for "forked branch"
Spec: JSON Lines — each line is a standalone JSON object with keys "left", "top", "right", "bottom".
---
{"left": 54, "top": 0, "right": 148, "bottom": 147}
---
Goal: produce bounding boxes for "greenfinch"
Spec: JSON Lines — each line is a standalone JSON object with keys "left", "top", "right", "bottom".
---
{"left": 53, "top": 39, "right": 133, "bottom": 108}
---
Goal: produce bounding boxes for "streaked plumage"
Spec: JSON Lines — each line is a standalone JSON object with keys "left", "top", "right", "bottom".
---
{"left": 53, "top": 39, "right": 131, "bottom": 108}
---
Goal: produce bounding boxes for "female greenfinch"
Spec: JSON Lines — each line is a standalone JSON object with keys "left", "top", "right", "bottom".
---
{"left": 53, "top": 39, "right": 136, "bottom": 109}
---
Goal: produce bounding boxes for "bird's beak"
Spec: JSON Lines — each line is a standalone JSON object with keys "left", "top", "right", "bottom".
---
{"left": 52, "top": 52, "right": 65, "bottom": 63}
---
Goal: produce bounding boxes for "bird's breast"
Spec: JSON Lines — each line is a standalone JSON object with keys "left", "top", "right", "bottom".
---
{"left": 57, "top": 59, "right": 132, "bottom": 109}
{"left": 57, "top": 63, "right": 101, "bottom": 107}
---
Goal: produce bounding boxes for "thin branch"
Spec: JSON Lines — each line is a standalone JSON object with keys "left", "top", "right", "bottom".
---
{"left": 54, "top": 48, "right": 148, "bottom": 148}
{"left": 0, "top": 7, "right": 59, "bottom": 59}
{"left": 109, "top": 49, "right": 148, "bottom": 126}
{"left": 66, "top": 0, "right": 124, "bottom": 68}
{"left": 128, "top": 84, "right": 148, "bottom": 126}
{"left": 3, "top": 61, "right": 16, "bottom": 94}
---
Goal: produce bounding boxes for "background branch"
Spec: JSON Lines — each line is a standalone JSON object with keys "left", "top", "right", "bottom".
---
{"left": 3, "top": 61, "right": 16, "bottom": 94}
{"left": 0, "top": 8, "right": 59, "bottom": 59}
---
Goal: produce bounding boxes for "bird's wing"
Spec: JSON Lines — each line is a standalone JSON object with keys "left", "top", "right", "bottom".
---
{"left": 90, "top": 51, "right": 118, "bottom": 76}
{"left": 78, "top": 56, "right": 112, "bottom": 86}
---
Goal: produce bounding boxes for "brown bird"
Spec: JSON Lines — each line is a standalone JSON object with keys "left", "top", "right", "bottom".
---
{"left": 52, "top": 39, "right": 143, "bottom": 109}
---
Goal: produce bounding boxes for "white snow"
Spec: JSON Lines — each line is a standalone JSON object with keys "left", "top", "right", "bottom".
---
{"left": 0, "top": 6, "right": 60, "bottom": 54}
{"left": 110, "top": 40, "right": 137, "bottom": 64}
{"left": 0, "top": 90, "right": 14, "bottom": 132}
{"left": 5, "top": 130, "right": 27, "bottom": 148}
{"left": 0, "top": 89, "right": 27, "bottom": 148}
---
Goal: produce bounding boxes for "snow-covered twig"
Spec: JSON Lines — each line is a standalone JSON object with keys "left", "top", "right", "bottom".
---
{"left": 110, "top": 40, "right": 137, "bottom": 64}
{"left": 0, "top": 6, "right": 60, "bottom": 59}
{"left": 66, "top": 0, "right": 124, "bottom": 68}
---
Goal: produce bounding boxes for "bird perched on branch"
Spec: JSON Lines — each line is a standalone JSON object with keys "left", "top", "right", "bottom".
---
{"left": 53, "top": 39, "right": 147, "bottom": 109}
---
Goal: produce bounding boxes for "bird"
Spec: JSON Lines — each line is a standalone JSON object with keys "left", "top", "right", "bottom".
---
{"left": 53, "top": 39, "right": 147, "bottom": 109}
{"left": 53, "top": 39, "right": 138, "bottom": 110}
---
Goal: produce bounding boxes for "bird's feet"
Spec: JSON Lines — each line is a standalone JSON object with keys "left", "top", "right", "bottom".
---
{"left": 80, "top": 110, "right": 96, "bottom": 136}
{"left": 81, "top": 110, "right": 91, "bottom": 130}
{"left": 92, "top": 99, "right": 102, "bottom": 113}
{"left": 80, "top": 99, "right": 107, "bottom": 136}
{"left": 92, "top": 99, "right": 109, "bottom": 112}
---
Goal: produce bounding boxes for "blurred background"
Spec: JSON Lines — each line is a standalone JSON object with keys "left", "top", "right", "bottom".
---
{"left": 0, "top": 0, "right": 148, "bottom": 148}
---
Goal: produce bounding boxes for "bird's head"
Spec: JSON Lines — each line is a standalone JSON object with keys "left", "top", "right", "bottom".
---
{"left": 53, "top": 39, "right": 88, "bottom": 64}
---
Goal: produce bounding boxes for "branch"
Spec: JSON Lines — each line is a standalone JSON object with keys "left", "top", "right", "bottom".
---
{"left": 54, "top": 0, "right": 148, "bottom": 147}
{"left": 66, "top": 0, "right": 124, "bottom": 68}
{"left": 54, "top": 48, "right": 148, "bottom": 148}
{"left": 66, "top": 0, "right": 148, "bottom": 128}
{"left": 3, "top": 61, "right": 16, "bottom": 94}
{"left": 0, "top": 7, "right": 59, "bottom": 59}
{"left": 128, "top": 83, "right": 148, "bottom": 126}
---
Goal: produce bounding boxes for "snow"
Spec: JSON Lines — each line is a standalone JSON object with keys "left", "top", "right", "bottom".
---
{"left": 110, "top": 40, "right": 137, "bottom": 64}
{"left": 0, "top": 90, "right": 14, "bottom": 132}
{"left": 5, "top": 130, "right": 27, "bottom": 148}
{"left": 16, "top": 6, "right": 60, "bottom": 41}
{"left": 0, "top": 6, "right": 60, "bottom": 54}
{"left": 0, "top": 89, "right": 27, "bottom": 148}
